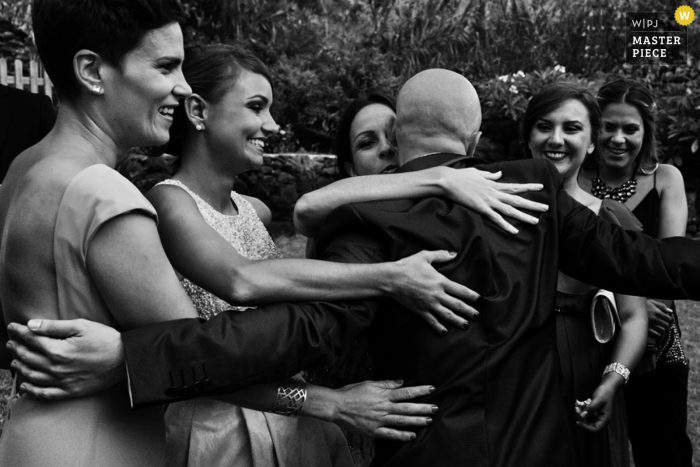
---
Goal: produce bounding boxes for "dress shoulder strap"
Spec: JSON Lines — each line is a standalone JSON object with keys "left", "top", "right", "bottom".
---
{"left": 154, "top": 179, "right": 214, "bottom": 216}
{"left": 155, "top": 179, "right": 197, "bottom": 199}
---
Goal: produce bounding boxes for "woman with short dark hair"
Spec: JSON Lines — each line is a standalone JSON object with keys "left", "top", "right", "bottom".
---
{"left": 0, "top": 0, "right": 194, "bottom": 465}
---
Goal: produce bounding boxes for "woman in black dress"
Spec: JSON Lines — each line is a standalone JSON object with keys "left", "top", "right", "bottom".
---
{"left": 579, "top": 79, "right": 692, "bottom": 467}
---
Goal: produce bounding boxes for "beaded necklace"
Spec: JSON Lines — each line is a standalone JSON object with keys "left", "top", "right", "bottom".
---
{"left": 590, "top": 167, "right": 637, "bottom": 203}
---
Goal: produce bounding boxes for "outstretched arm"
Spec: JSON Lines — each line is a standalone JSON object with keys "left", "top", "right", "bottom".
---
{"left": 5, "top": 230, "right": 392, "bottom": 406}
{"left": 294, "top": 166, "right": 548, "bottom": 237}
{"left": 214, "top": 379, "right": 436, "bottom": 441}
{"left": 148, "top": 184, "right": 478, "bottom": 334}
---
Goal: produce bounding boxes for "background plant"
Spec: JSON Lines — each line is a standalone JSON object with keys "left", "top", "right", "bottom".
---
{"left": 2, "top": 0, "right": 699, "bottom": 170}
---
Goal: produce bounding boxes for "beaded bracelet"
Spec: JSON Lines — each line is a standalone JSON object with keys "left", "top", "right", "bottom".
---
{"left": 270, "top": 378, "right": 307, "bottom": 417}
{"left": 602, "top": 362, "right": 630, "bottom": 385}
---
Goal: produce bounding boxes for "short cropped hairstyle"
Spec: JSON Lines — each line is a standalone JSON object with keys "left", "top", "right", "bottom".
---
{"left": 167, "top": 43, "right": 272, "bottom": 156}
{"left": 521, "top": 83, "right": 601, "bottom": 158}
{"left": 334, "top": 92, "right": 396, "bottom": 178}
{"left": 33, "top": 0, "right": 185, "bottom": 100}
{"left": 591, "top": 79, "right": 659, "bottom": 173}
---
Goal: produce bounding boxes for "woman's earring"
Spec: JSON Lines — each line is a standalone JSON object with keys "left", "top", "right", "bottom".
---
{"left": 91, "top": 85, "right": 104, "bottom": 95}
{"left": 588, "top": 145, "right": 595, "bottom": 154}
{"left": 195, "top": 124, "right": 204, "bottom": 131}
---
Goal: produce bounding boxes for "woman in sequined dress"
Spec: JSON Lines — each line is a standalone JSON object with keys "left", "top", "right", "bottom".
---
{"left": 522, "top": 83, "right": 649, "bottom": 467}
{"left": 145, "top": 44, "right": 451, "bottom": 467}
{"left": 578, "top": 79, "right": 692, "bottom": 467}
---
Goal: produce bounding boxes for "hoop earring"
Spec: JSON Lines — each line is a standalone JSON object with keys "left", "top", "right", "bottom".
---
{"left": 91, "top": 85, "right": 104, "bottom": 95}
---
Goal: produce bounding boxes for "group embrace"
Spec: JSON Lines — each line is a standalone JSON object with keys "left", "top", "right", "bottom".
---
{"left": 0, "top": 1, "right": 696, "bottom": 467}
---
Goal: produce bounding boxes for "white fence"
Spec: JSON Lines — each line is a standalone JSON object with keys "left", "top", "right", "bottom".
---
{"left": 0, "top": 57, "right": 53, "bottom": 100}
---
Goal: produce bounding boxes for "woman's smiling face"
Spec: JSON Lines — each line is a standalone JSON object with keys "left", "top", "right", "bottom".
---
{"left": 597, "top": 102, "right": 645, "bottom": 172}
{"left": 104, "top": 22, "right": 191, "bottom": 149}
{"left": 205, "top": 69, "right": 278, "bottom": 172}
{"left": 528, "top": 99, "right": 595, "bottom": 182}
{"left": 348, "top": 103, "right": 398, "bottom": 176}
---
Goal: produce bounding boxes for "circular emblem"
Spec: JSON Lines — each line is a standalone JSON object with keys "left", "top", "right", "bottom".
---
{"left": 675, "top": 5, "right": 695, "bottom": 26}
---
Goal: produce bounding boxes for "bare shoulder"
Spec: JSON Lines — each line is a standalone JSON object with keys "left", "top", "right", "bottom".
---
{"left": 146, "top": 182, "right": 200, "bottom": 216}
{"left": 656, "top": 164, "right": 684, "bottom": 188}
{"left": 656, "top": 164, "right": 683, "bottom": 183}
{"left": 241, "top": 195, "right": 272, "bottom": 226}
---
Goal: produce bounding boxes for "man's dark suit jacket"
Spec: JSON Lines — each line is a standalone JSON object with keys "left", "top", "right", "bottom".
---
{"left": 122, "top": 155, "right": 700, "bottom": 467}
{"left": 0, "top": 84, "right": 56, "bottom": 182}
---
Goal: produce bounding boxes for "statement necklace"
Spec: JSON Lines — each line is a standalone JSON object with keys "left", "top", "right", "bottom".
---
{"left": 590, "top": 167, "right": 637, "bottom": 203}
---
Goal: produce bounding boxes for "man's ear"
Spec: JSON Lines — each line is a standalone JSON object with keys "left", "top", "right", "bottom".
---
{"left": 466, "top": 131, "right": 482, "bottom": 158}
{"left": 73, "top": 49, "right": 105, "bottom": 95}
{"left": 185, "top": 94, "right": 207, "bottom": 130}
{"left": 344, "top": 162, "right": 357, "bottom": 177}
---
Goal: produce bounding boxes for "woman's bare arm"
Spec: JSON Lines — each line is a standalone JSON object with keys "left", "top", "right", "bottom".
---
{"left": 656, "top": 164, "right": 687, "bottom": 239}
{"left": 86, "top": 211, "right": 198, "bottom": 330}
{"left": 212, "top": 379, "right": 435, "bottom": 441}
{"left": 294, "top": 166, "right": 548, "bottom": 237}
{"left": 148, "top": 185, "right": 479, "bottom": 333}
{"left": 577, "top": 293, "right": 647, "bottom": 432}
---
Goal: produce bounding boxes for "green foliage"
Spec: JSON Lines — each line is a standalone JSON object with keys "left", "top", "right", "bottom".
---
{"left": 478, "top": 66, "right": 598, "bottom": 122}
{"left": 0, "top": 0, "right": 33, "bottom": 59}
{"left": 653, "top": 63, "right": 700, "bottom": 163}
{"left": 4, "top": 0, "right": 699, "bottom": 163}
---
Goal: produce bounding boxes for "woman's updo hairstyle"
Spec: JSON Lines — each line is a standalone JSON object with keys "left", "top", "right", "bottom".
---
{"left": 32, "top": 0, "right": 185, "bottom": 100}
{"left": 334, "top": 92, "right": 396, "bottom": 178}
{"left": 167, "top": 43, "right": 272, "bottom": 156}
{"left": 521, "top": 83, "right": 601, "bottom": 158}
{"left": 590, "top": 79, "right": 659, "bottom": 173}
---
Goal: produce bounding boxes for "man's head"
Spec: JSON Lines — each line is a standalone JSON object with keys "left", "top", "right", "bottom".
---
{"left": 395, "top": 69, "right": 482, "bottom": 165}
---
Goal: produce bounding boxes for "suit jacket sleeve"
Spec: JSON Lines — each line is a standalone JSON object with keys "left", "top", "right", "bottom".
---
{"left": 547, "top": 162, "right": 700, "bottom": 299}
{"left": 122, "top": 206, "right": 385, "bottom": 408}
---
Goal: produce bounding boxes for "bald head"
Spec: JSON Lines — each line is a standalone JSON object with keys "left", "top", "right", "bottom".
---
{"left": 395, "top": 69, "right": 482, "bottom": 164}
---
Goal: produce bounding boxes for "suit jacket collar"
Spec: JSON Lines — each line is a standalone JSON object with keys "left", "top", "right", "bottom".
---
{"left": 396, "top": 153, "right": 486, "bottom": 173}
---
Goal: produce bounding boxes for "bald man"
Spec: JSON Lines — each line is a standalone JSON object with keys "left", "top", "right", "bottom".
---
{"left": 7, "top": 70, "right": 700, "bottom": 467}
{"left": 310, "top": 70, "right": 700, "bottom": 466}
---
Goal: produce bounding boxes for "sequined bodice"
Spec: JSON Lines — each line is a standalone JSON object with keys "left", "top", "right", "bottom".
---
{"left": 156, "top": 179, "right": 281, "bottom": 320}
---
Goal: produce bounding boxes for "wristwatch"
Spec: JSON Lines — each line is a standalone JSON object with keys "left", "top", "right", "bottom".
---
{"left": 602, "top": 362, "right": 630, "bottom": 384}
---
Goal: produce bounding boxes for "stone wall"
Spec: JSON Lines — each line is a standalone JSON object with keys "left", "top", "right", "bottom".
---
{"left": 234, "top": 155, "right": 341, "bottom": 237}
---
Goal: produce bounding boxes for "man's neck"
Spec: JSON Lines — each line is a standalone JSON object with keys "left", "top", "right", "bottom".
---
{"left": 398, "top": 137, "right": 467, "bottom": 166}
